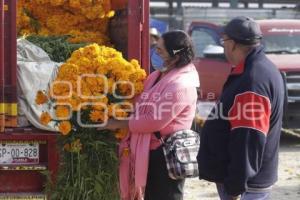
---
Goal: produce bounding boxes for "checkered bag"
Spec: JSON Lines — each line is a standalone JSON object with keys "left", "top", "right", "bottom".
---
{"left": 154, "top": 130, "right": 200, "bottom": 180}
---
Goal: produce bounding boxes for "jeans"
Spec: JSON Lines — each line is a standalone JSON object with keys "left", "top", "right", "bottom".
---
{"left": 216, "top": 184, "right": 271, "bottom": 200}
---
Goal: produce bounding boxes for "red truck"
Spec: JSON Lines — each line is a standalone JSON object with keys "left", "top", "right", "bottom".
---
{"left": 0, "top": 0, "right": 149, "bottom": 198}
{"left": 189, "top": 19, "right": 300, "bottom": 128}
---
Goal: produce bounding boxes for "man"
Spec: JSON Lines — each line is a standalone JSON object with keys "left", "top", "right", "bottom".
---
{"left": 149, "top": 27, "right": 163, "bottom": 73}
{"left": 197, "top": 16, "right": 284, "bottom": 200}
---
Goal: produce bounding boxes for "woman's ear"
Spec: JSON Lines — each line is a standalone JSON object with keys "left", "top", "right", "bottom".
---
{"left": 167, "top": 55, "right": 180, "bottom": 67}
{"left": 173, "top": 55, "right": 180, "bottom": 63}
{"left": 170, "top": 54, "right": 179, "bottom": 61}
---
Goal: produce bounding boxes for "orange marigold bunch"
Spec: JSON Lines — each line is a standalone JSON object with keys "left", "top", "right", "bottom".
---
{"left": 17, "top": 0, "right": 114, "bottom": 45}
{"left": 36, "top": 44, "right": 146, "bottom": 138}
{"left": 35, "top": 90, "right": 48, "bottom": 105}
{"left": 40, "top": 112, "right": 51, "bottom": 126}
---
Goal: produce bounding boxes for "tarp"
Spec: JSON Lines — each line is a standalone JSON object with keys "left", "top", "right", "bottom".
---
{"left": 17, "top": 38, "right": 59, "bottom": 131}
{"left": 150, "top": 18, "right": 168, "bottom": 34}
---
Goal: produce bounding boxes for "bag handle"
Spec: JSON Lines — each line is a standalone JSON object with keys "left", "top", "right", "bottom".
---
{"left": 154, "top": 131, "right": 165, "bottom": 145}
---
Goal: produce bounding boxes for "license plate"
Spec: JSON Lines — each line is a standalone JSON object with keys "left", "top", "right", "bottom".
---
{"left": 0, "top": 194, "right": 46, "bottom": 200}
{"left": 0, "top": 143, "right": 39, "bottom": 165}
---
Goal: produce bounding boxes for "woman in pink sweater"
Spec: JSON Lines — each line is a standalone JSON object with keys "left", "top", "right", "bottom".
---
{"left": 103, "top": 30, "right": 199, "bottom": 200}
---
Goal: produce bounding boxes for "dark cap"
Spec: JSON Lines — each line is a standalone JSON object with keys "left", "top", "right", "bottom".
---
{"left": 222, "top": 16, "right": 262, "bottom": 45}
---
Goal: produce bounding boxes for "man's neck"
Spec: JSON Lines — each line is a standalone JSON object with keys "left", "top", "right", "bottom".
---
{"left": 233, "top": 48, "right": 252, "bottom": 65}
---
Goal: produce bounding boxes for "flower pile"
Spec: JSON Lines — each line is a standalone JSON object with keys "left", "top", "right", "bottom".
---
{"left": 35, "top": 44, "right": 146, "bottom": 199}
{"left": 37, "top": 43, "right": 146, "bottom": 136}
{"left": 17, "top": 0, "right": 115, "bottom": 44}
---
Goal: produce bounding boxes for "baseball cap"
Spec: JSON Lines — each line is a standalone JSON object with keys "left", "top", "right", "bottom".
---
{"left": 222, "top": 16, "right": 262, "bottom": 45}
{"left": 150, "top": 27, "right": 160, "bottom": 38}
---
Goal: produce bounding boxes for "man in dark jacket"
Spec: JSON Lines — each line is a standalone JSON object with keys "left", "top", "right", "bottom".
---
{"left": 197, "top": 16, "right": 284, "bottom": 200}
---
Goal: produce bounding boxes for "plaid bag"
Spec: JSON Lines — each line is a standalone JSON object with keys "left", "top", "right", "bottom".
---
{"left": 154, "top": 129, "right": 200, "bottom": 180}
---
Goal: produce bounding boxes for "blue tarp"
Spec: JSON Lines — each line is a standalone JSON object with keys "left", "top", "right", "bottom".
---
{"left": 150, "top": 18, "right": 168, "bottom": 34}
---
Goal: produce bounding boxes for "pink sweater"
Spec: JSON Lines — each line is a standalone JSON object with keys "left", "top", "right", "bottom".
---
{"left": 119, "top": 63, "right": 200, "bottom": 200}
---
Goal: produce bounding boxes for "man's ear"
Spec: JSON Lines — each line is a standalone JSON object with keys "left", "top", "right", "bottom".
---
{"left": 231, "top": 41, "right": 237, "bottom": 52}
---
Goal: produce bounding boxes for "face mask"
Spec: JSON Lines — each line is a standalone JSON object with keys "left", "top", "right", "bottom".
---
{"left": 151, "top": 51, "right": 168, "bottom": 72}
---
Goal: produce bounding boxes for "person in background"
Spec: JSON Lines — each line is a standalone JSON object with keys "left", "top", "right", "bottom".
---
{"left": 100, "top": 30, "right": 199, "bottom": 200}
{"left": 149, "top": 27, "right": 164, "bottom": 73}
{"left": 197, "top": 16, "right": 284, "bottom": 200}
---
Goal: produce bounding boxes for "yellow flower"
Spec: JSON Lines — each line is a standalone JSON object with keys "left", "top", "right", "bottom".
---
{"left": 131, "top": 59, "right": 141, "bottom": 69}
{"left": 63, "top": 139, "right": 82, "bottom": 153}
{"left": 55, "top": 105, "right": 70, "bottom": 119}
{"left": 50, "top": 80, "right": 71, "bottom": 98}
{"left": 107, "top": 11, "right": 115, "bottom": 18}
{"left": 57, "top": 63, "right": 78, "bottom": 80}
{"left": 69, "top": 97, "right": 80, "bottom": 111}
{"left": 115, "top": 129, "right": 128, "bottom": 140}
{"left": 63, "top": 143, "right": 71, "bottom": 152}
{"left": 89, "top": 110, "right": 106, "bottom": 122}
{"left": 50, "top": 0, "right": 64, "bottom": 6}
{"left": 17, "top": 0, "right": 114, "bottom": 45}
{"left": 92, "top": 97, "right": 109, "bottom": 110}
{"left": 70, "top": 139, "right": 82, "bottom": 153}
{"left": 194, "top": 115, "right": 205, "bottom": 127}
{"left": 134, "top": 82, "right": 144, "bottom": 95}
{"left": 58, "top": 121, "right": 72, "bottom": 135}
{"left": 35, "top": 90, "right": 48, "bottom": 105}
{"left": 40, "top": 112, "right": 51, "bottom": 125}
{"left": 69, "top": 0, "right": 81, "bottom": 8}
{"left": 109, "top": 104, "right": 128, "bottom": 119}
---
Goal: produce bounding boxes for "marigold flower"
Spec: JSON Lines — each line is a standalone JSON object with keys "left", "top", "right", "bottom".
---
{"left": 35, "top": 90, "right": 48, "bottom": 105}
{"left": 194, "top": 115, "right": 205, "bottom": 127}
{"left": 55, "top": 105, "right": 70, "bottom": 119}
{"left": 17, "top": 0, "right": 114, "bottom": 44}
{"left": 115, "top": 129, "right": 128, "bottom": 140}
{"left": 108, "top": 104, "right": 128, "bottom": 119}
{"left": 58, "top": 121, "right": 72, "bottom": 135}
{"left": 70, "top": 139, "right": 82, "bottom": 153}
{"left": 63, "top": 143, "right": 71, "bottom": 152}
{"left": 89, "top": 110, "right": 106, "bottom": 122}
{"left": 40, "top": 112, "right": 51, "bottom": 125}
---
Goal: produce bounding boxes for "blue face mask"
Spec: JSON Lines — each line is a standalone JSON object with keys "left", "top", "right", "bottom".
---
{"left": 151, "top": 51, "right": 168, "bottom": 72}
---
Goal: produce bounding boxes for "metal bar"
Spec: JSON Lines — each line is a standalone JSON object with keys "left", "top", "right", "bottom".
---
{"left": 141, "top": 0, "right": 150, "bottom": 74}
{"left": 128, "top": 0, "right": 141, "bottom": 63}
{"left": 230, "top": 0, "right": 238, "bottom": 8}
{"left": 259, "top": 0, "right": 264, "bottom": 8}
{"left": 212, "top": 0, "right": 219, "bottom": 7}
{"left": 0, "top": 0, "right": 4, "bottom": 132}
{"left": 127, "top": 0, "right": 149, "bottom": 74}
{"left": 10, "top": 0, "right": 16, "bottom": 95}
{"left": 0, "top": 0, "right": 4, "bottom": 102}
{"left": 151, "top": 0, "right": 299, "bottom": 3}
{"left": 47, "top": 135, "right": 59, "bottom": 187}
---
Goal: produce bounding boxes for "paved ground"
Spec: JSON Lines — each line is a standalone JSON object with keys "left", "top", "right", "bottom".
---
{"left": 184, "top": 134, "right": 300, "bottom": 200}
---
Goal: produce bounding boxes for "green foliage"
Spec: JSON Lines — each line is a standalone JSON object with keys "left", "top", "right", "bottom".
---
{"left": 45, "top": 128, "right": 120, "bottom": 200}
{"left": 26, "top": 35, "right": 88, "bottom": 62}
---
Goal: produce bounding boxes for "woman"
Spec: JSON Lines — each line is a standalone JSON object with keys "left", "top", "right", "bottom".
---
{"left": 102, "top": 30, "right": 199, "bottom": 200}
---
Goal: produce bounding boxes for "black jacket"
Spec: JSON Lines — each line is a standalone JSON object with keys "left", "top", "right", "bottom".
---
{"left": 197, "top": 46, "right": 284, "bottom": 196}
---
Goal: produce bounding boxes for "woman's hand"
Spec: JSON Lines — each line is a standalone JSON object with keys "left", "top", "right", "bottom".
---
{"left": 97, "top": 119, "right": 128, "bottom": 131}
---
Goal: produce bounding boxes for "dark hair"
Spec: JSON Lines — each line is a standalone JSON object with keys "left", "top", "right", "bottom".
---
{"left": 162, "top": 30, "right": 195, "bottom": 68}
